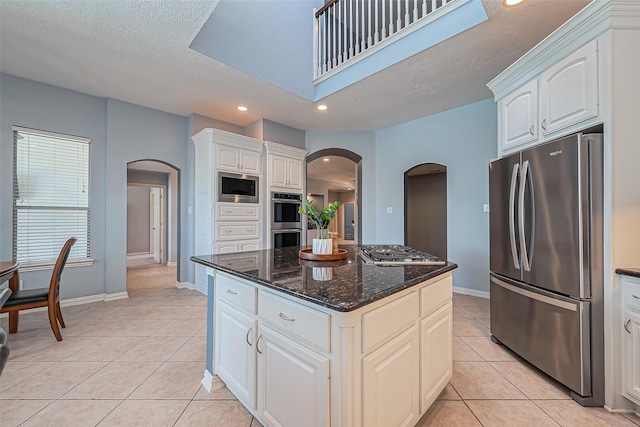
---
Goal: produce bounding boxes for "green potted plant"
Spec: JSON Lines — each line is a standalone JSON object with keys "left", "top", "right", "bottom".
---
{"left": 298, "top": 199, "right": 342, "bottom": 254}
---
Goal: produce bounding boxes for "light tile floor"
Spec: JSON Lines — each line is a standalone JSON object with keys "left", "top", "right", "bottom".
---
{"left": 1, "top": 265, "right": 638, "bottom": 426}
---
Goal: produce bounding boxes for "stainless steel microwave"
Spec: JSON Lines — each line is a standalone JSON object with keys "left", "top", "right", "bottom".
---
{"left": 218, "top": 172, "right": 259, "bottom": 203}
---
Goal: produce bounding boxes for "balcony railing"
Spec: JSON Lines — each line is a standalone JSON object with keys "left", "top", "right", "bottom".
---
{"left": 314, "top": 0, "right": 457, "bottom": 80}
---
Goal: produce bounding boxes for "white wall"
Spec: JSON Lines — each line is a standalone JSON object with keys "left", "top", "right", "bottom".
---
{"left": 374, "top": 99, "right": 497, "bottom": 292}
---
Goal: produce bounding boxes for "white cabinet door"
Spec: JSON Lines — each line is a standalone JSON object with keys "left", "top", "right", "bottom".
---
{"left": 216, "top": 144, "right": 240, "bottom": 172}
{"left": 500, "top": 79, "right": 538, "bottom": 152}
{"left": 362, "top": 325, "right": 420, "bottom": 427}
{"left": 240, "top": 150, "right": 261, "bottom": 175}
{"left": 623, "top": 309, "right": 640, "bottom": 405}
{"left": 420, "top": 303, "right": 452, "bottom": 413}
{"left": 270, "top": 155, "right": 287, "bottom": 188}
{"left": 257, "top": 325, "right": 330, "bottom": 427}
{"left": 540, "top": 39, "right": 598, "bottom": 136}
{"left": 286, "top": 158, "right": 303, "bottom": 190}
{"left": 214, "top": 242, "right": 239, "bottom": 254}
{"left": 216, "top": 301, "right": 257, "bottom": 410}
{"left": 239, "top": 240, "right": 260, "bottom": 252}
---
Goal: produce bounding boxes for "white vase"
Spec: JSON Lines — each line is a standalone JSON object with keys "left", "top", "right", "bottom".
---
{"left": 312, "top": 238, "right": 333, "bottom": 255}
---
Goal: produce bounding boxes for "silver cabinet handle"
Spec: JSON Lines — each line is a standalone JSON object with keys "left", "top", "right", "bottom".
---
{"left": 541, "top": 119, "right": 547, "bottom": 131}
{"left": 529, "top": 125, "right": 534, "bottom": 135}
{"left": 246, "top": 229, "right": 253, "bottom": 233}
{"left": 224, "top": 210, "right": 232, "bottom": 214}
{"left": 226, "top": 289, "right": 237, "bottom": 295}
{"left": 633, "top": 295, "right": 640, "bottom": 300}
{"left": 224, "top": 229, "right": 232, "bottom": 233}
{"left": 279, "top": 312, "right": 295, "bottom": 322}
{"left": 624, "top": 318, "right": 632, "bottom": 334}
{"left": 247, "top": 210, "right": 255, "bottom": 215}
{"left": 246, "top": 328, "right": 253, "bottom": 346}
{"left": 256, "top": 335, "right": 263, "bottom": 354}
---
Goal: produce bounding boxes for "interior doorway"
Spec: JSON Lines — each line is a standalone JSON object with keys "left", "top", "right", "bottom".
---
{"left": 404, "top": 163, "right": 447, "bottom": 259}
{"left": 126, "top": 160, "right": 180, "bottom": 290}
{"left": 305, "top": 149, "right": 362, "bottom": 245}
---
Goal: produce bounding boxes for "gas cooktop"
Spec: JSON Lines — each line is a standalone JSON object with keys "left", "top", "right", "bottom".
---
{"left": 359, "top": 245, "right": 446, "bottom": 266}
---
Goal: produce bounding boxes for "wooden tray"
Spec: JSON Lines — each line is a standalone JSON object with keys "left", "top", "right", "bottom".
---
{"left": 298, "top": 248, "right": 348, "bottom": 261}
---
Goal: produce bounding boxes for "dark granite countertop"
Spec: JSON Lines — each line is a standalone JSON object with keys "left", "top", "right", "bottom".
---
{"left": 616, "top": 268, "right": 640, "bottom": 279}
{"left": 191, "top": 246, "right": 457, "bottom": 312}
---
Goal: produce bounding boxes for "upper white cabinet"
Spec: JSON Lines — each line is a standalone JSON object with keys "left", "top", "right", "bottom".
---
{"left": 499, "top": 80, "right": 539, "bottom": 152}
{"left": 492, "top": 39, "right": 599, "bottom": 155}
{"left": 622, "top": 275, "right": 640, "bottom": 406}
{"left": 264, "top": 141, "right": 307, "bottom": 192}
{"left": 216, "top": 144, "right": 262, "bottom": 175}
{"left": 540, "top": 40, "right": 598, "bottom": 136}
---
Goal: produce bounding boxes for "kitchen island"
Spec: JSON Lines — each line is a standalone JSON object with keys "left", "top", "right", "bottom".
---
{"left": 191, "top": 246, "right": 457, "bottom": 427}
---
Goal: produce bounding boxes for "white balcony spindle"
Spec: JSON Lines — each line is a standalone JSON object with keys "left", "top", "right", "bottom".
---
{"left": 405, "top": 0, "right": 410, "bottom": 27}
{"left": 332, "top": 5, "right": 336, "bottom": 68}
{"left": 323, "top": 13, "right": 328, "bottom": 73}
{"left": 349, "top": 0, "right": 354, "bottom": 58}
{"left": 414, "top": 0, "right": 419, "bottom": 22}
{"left": 423, "top": 0, "right": 427, "bottom": 16}
{"left": 432, "top": 0, "right": 437, "bottom": 14}
{"left": 374, "top": 0, "right": 379, "bottom": 43}
{"left": 355, "top": 0, "right": 360, "bottom": 54}
{"left": 397, "top": 0, "right": 402, "bottom": 31}
{"left": 382, "top": 0, "right": 386, "bottom": 39}
{"left": 361, "top": 0, "right": 366, "bottom": 51}
{"left": 343, "top": 0, "right": 348, "bottom": 60}
{"left": 367, "top": 0, "right": 372, "bottom": 47}
{"left": 389, "top": 0, "right": 394, "bottom": 35}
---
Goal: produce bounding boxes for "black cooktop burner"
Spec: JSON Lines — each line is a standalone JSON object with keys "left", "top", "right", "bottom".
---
{"left": 359, "top": 245, "right": 445, "bottom": 265}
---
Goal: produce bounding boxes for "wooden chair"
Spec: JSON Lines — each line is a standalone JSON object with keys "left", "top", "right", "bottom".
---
{"left": 0, "top": 237, "right": 77, "bottom": 341}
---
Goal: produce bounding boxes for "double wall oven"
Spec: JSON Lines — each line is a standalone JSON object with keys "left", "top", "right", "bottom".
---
{"left": 271, "top": 192, "right": 302, "bottom": 249}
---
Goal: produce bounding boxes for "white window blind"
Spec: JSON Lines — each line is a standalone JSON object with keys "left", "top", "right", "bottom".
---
{"left": 13, "top": 127, "right": 91, "bottom": 267}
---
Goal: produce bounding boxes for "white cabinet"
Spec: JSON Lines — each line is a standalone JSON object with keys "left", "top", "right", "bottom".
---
{"left": 257, "top": 325, "right": 330, "bottom": 427}
{"left": 268, "top": 154, "right": 303, "bottom": 191}
{"left": 622, "top": 276, "right": 640, "bottom": 406}
{"left": 420, "top": 303, "right": 452, "bottom": 412}
{"left": 494, "top": 39, "right": 599, "bottom": 155}
{"left": 540, "top": 40, "right": 598, "bottom": 136}
{"left": 216, "top": 144, "right": 261, "bottom": 175}
{"left": 362, "top": 325, "right": 420, "bottom": 427}
{"left": 216, "top": 300, "right": 258, "bottom": 409}
{"left": 499, "top": 80, "right": 538, "bottom": 152}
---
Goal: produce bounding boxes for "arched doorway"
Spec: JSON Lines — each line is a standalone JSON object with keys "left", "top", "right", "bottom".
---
{"left": 306, "top": 149, "right": 362, "bottom": 245}
{"left": 404, "top": 163, "right": 447, "bottom": 259}
{"left": 126, "top": 160, "right": 181, "bottom": 289}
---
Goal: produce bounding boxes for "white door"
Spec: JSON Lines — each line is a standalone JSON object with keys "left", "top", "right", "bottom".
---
{"left": 216, "top": 301, "right": 257, "bottom": 410}
{"left": 362, "top": 324, "right": 420, "bottom": 427}
{"left": 257, "top": 325, "right": 330, "bottom": 427}
{"left": 150, "top": 188, "right": 162, "bottom": 262}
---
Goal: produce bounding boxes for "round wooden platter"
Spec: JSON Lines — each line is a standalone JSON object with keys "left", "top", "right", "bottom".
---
{"left": 298, "top": 248, "right": 348, "bottom": 261}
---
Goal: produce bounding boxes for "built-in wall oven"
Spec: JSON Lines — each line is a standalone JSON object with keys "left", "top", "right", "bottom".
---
{"left": 271, "top": 192, "right": 302, "bottom": 249}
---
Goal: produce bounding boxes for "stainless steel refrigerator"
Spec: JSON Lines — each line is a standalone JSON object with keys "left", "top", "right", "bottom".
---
{"left": 489, "top": 132, "right": 604, "bottom": 406}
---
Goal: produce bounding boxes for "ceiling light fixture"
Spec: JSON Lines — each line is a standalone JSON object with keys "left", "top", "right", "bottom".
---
{"left": 503, "top": 0, "right": 525, "bottom": 6}
{"left": 317, "top": 105, "right": 328, "bottom": 111}
{"left": 237, "top": 106, "right": 248, "bottom": 112}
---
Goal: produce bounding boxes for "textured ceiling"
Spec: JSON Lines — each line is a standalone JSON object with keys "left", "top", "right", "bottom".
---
{"left": 0, "top": 0, "right": 590, "bottom": 131}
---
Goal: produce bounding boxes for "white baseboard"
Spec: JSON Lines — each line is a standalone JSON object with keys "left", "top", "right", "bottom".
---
{"left": 0, "top": 292, "right": 129, "bottom": 318}
{"left": 453, "top": 286, "right": 490, "bottom": 299}
{"left": 201, "top": 369, "right": 225, "bottom": 393}
{"left": 176, "top": 281, "right": 196, "bottom": 290}
{"left": 167, "top": 261, "right": 177, "bottom": 267}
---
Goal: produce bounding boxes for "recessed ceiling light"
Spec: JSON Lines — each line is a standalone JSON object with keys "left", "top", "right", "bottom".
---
{"left": 503, "top": 0, "right": 525, "bottom": 6}
{"left": 237, "top": 106, "right": 248, "bottom": 112}
{"left": 323, "top": 158, "right": 330, "bottom": 162}
{"left": 317, "top": 105, "right": 328, "bottom": 111}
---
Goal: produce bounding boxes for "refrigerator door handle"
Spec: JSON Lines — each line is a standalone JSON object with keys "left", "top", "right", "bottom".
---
{"left": 509, "top": 163, "right": 520, "bottom": 270}
{"left": 490, "top": 276, "right": 577, "bottom": 311}
{"left": 519, "top": 160, "right": 533, "bottom": 272}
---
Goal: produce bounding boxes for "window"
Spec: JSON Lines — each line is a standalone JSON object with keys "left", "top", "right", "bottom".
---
{"left": 13, "top": 127, "right": 91, "bottom": 268}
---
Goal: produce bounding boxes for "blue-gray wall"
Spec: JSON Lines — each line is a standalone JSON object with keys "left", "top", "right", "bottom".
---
{"left": 374, "top": 99, "right": 497, "bottom": 292}
{"left": 0, "top": 74, "right": 108, "bottom": 298}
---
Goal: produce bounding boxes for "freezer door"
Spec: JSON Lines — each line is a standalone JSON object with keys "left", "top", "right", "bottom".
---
{"left": 490, "top": 274, "right": 591, "bottom": 396}
{"left": 520, "top": 134, "right": 585, "bottom": 298}
{"left": 489, "top": 153, "right": 522, "bottom": 281}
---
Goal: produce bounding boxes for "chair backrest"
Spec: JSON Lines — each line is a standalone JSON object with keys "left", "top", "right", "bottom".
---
{"left": 48, "top": 237, "right": 77, "bottom": 304}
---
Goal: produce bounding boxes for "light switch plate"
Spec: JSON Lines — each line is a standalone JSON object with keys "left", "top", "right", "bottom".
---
{"left": 386, "top": 207, "right": 393, "bottom": 214}
{"left": 483, "top": 204, "right": 490, "bottom": 213}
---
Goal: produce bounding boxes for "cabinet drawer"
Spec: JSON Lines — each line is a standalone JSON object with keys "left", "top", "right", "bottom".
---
{"left": 217, "top": 273, "right": 257, "bottom": 314}
{"left": 258, "top": 290, "right": 330, "bottom": 352}
{"left": 217, "top": 203, "right": 260, "bottom": 220}
{"left": 216, "top": 222, "right": 260, "bottom": 240}
{"left": 623, "top": 276, "right": 640, "bottom": 312}
{"left": 362, "top": 291, "right": 419, "bottom": 353}
{"left": 420, "top": 275, "right": 453, "bottom": 317}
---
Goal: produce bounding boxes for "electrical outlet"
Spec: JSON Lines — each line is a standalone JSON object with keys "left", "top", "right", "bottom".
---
{"left": 483, "top": 204, "right": 490, "bottom": 213}
{"left": 188, "top": 206, "right": 192, "bottom": 214}
{"left": 386, "top": 207, "right": 393, "bottom": 214}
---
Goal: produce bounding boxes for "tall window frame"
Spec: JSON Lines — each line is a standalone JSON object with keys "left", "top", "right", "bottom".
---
{"left": 13, "top": 126, "right": 92, "bottom": 270}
